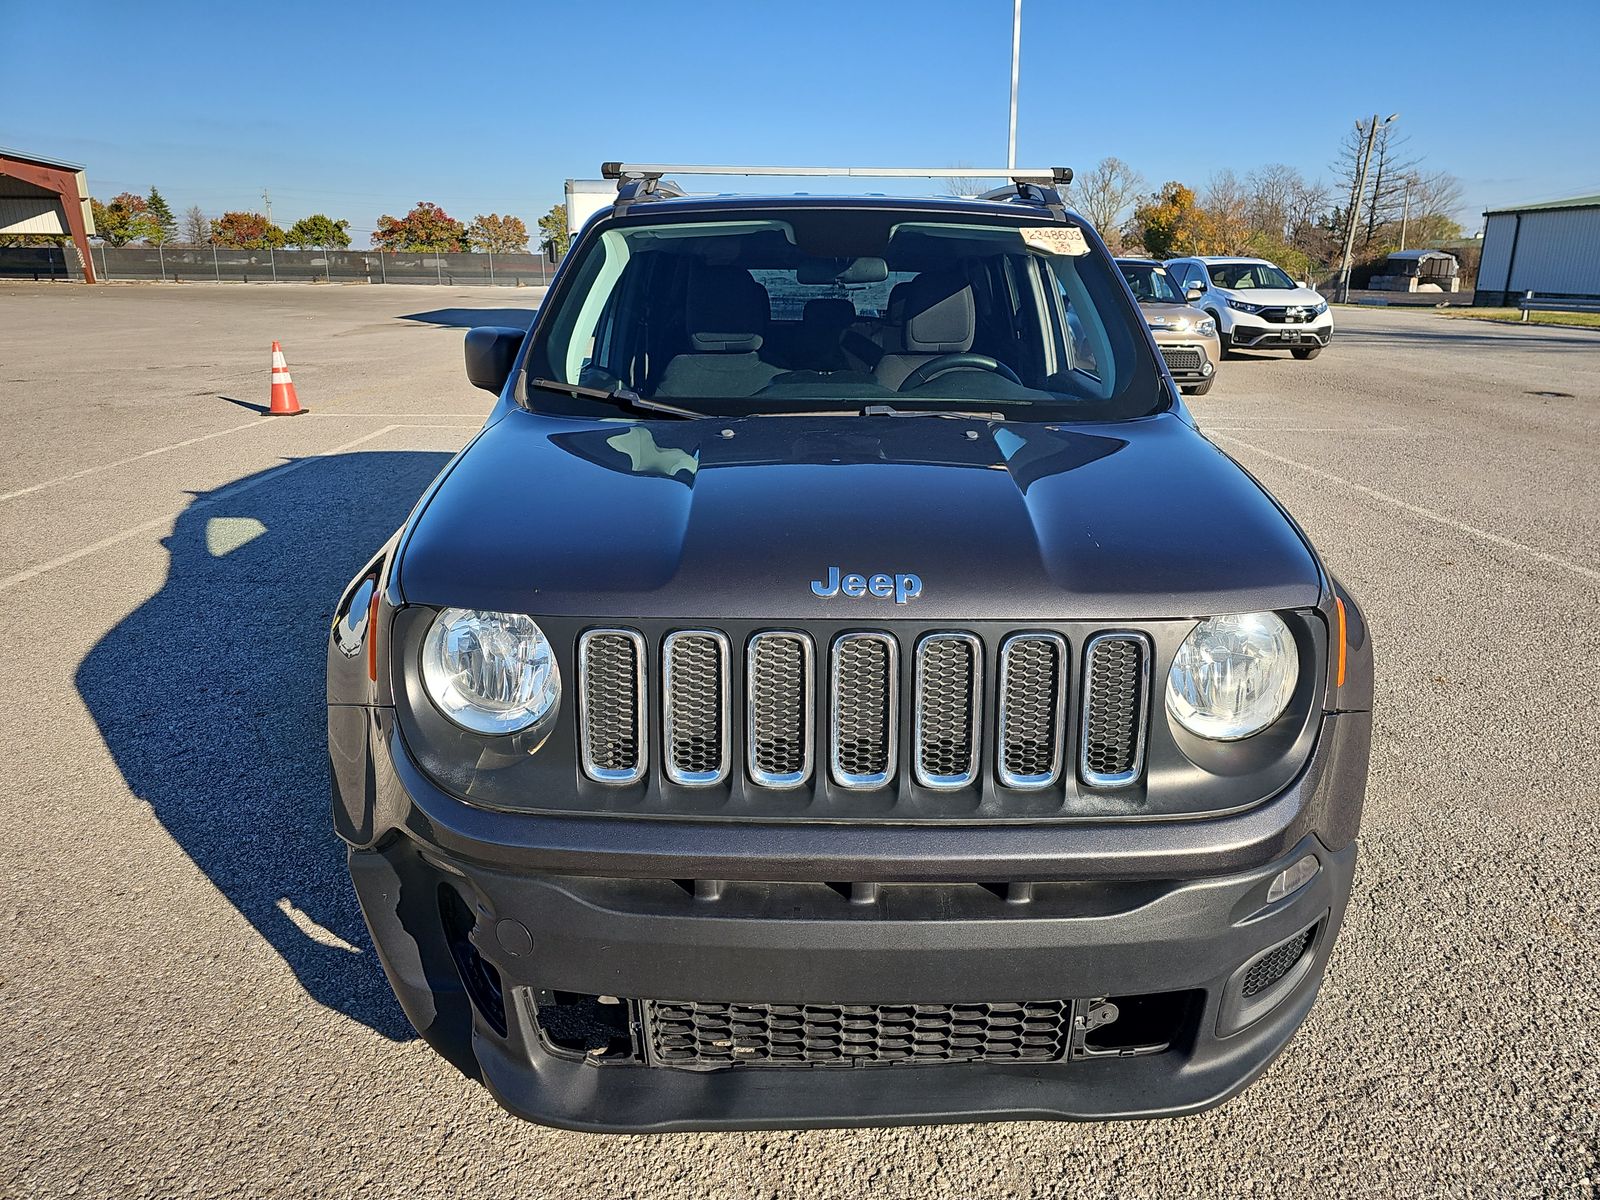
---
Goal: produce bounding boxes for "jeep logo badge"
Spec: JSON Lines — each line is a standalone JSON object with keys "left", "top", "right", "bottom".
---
{"left": 811, "top": 566, "right": 922, "bottom": 604}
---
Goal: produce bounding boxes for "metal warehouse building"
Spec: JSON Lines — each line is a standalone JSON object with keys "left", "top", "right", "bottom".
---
{"left": 1474, "top": 193, "right": 1600, "bottom": 307}
{"left": 0, "top": 147, "right": 97, "bottom": 282}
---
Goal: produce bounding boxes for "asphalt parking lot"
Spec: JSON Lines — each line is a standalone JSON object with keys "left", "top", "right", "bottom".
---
{"left": 1, "top": 282, "right": 1596, "bottom": 1199}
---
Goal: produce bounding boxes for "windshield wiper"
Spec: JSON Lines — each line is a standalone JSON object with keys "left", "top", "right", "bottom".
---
{"left": 861, "top": 404, "right": 1007, "bottom": 421}
{"left": 528, "top": 378, "right": 710, "bottom": 419}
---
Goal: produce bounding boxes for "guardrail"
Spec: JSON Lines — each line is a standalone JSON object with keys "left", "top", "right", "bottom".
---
{"left": 1518, "top": 291, "right": 1600, "bottom": 321}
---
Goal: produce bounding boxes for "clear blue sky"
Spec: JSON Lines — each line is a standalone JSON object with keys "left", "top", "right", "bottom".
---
{"left": 4, "top": 0, "right": 1596, "bottom": 241}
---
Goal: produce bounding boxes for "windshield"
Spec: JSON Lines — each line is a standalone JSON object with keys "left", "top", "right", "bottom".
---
{"left": 522, "top": 208, "right": 1164, "bottom": 422}
{"left": 1207, "top": 261, "right": 1297, "bottom": 291}
{"left": 1117, "top": 261, "right": 1185, "bottom": 305}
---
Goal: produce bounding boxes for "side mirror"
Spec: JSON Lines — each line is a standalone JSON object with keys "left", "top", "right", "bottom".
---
{"left": 1185, "top": 284, "right": 1204, "bottom": 302}
{"left": 543, "top": 240, "right": 560, "bottom": 265}
{"left": 464, "top": 325, "right": 525, "bottom": 394}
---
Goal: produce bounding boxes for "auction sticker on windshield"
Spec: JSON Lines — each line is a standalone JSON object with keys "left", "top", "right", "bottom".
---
{"left": 1022, "top": 225, "right": 1089, "bottom": 256}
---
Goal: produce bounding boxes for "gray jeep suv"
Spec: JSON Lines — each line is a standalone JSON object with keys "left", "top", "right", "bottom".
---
{"left": 327, "top": 165, "right": 1372, "bottom": 1132}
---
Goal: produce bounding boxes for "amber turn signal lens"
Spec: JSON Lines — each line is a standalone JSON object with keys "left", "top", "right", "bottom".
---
{"left": 1335, "top": 597, "right": 1347, "bottom": 688}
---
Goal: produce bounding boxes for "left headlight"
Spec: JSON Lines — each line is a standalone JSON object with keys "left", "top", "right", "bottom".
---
{"left": 1226, "top": 298, "right": 1263, "bottom": 314}
{"left": 1166, "top": 612, "right": 1299, "bottom": 740}
{"left": 1195, "top": 316, "right": 1217, "bottom": 337}
{"left": 1313, "top": 299, "right": 1329, "bottom": 315}
{"left": 421, "top": 607, "right": 560, "bottom": 735}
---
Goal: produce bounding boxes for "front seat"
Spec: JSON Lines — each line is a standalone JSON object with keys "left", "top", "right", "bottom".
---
{"left": 873, "top": 271, "right": 977, "bottom": 390}
{"left": 656, "top": 266, "right": 785, "bottom": 397}
{"left": 796, "top": 297, "right": 857, "bottom": 371}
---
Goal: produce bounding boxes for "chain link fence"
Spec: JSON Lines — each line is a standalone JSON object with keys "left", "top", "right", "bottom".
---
{"left": 0, "top": 245, "right": 561, "bottom": 286}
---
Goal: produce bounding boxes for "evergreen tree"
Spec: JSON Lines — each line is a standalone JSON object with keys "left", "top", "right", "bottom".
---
{"left": 145, "top": 187, "right": 177, "bottom": 246}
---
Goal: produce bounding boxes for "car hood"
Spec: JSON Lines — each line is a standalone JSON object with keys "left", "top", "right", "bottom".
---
{"left": 1217, "top": 286, "right": 1324, "bottom": 306}
{"left": 1139, "top": 301, "right": 1214, "bottom": 328}
{"left": 398, "top": 408, "right": 1321, "bottom": 621}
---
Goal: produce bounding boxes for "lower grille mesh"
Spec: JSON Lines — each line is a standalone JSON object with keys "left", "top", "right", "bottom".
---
{"left": 1160, "top": 346, "right": 1205, "bottom": 372}
{"left": 1242, "top": 925, "right": 1316, "bottom": 997}
{"left": 645, "top": 999, "right": 1072, "bottom": 1067}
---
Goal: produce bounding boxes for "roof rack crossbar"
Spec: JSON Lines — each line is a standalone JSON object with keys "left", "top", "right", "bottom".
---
{"left": 602, "top": 162, "right": 1071, "bottom": 186}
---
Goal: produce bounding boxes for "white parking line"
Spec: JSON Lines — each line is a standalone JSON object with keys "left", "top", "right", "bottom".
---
{"left": 1213, "top": 432, "right": 1600, "bottom": 584}
{"left": 0, "top": 420, "right": 265, "bottom": 502}
{"left": 0, "top": 424, "right": 476, "bottom": 593}
{"left": 0, "top": 414, "right": 484, "bottom": 503}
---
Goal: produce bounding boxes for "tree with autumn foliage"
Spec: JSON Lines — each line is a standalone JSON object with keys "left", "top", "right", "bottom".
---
{"left": 210, "top": 211, "right": 287, "bottom": 250}
{"left": 537, "top": 203, "right": 570, "bottom": 258}
{"left": 371, "top": 202, "right": 467, "bottom": 252}
{"left": 1128, "top": 183, "right": 1216, "bottom": 259}
{"left": 90, "top": 193, "right": 153, "bottom": 246}
{"left": 466, "top": 213, "right": 530, "bottom": 253}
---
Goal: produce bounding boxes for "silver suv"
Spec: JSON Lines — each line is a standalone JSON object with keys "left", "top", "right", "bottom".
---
{"left": 1165, "top": 256, "right": 1331, "bottom": 359}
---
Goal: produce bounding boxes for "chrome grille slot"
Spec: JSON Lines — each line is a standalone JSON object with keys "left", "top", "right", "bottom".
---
{"left": 663, "top": 631, "right": 730, "bottom": 786}
{"left": 746, "top": 632, "right": 813, "bottom": 788}
{"left": 830, "top": 633, "right": 897, "bottom": 789}
{"left": 998, "top": 633, "right": 1066, "bottom": 789}
{"left": 1080, "top": 633, "right": 1150, "bottom": 788}
{"left": 914, "top": 633, "right": 982, "bottom": 789}
{"left": 577, "top": 629, "right": 647, "bottom": 784}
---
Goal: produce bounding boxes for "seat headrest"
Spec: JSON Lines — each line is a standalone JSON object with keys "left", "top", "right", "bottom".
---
{"left": 686, "top": 266, "right": 769, "bottom": 352}
{"left": 801, "top": 297, "right": 856, "bottom": 330}
{"left": 885, "top": 280, "right": 914, "bottom": 324}
{"left": 902, "top": 272, "right": 975, "bottom": 353}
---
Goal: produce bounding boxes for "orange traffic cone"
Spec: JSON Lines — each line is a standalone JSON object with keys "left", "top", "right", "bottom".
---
{"left": 267, "top": 341, "right": 307, "bottom": 416}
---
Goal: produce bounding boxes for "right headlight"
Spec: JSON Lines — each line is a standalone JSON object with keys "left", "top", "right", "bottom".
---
{"left": 420, "top": 607, "right": 560, "bottom": 735}
{"left": 1166, "top": 612, "right": 1298, "bottom": 740}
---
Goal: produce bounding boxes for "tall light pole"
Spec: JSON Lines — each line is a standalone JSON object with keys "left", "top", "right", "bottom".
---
{"left": 1007, "top": 0, "right": 1022, "bottom": 169}
{"left": 1335, "top": 112, "right": 1397, "bottom": 303}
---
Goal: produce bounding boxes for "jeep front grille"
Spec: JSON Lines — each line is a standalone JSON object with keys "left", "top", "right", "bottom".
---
{"left": 746, "top": 632, "right": 813, "bottom": 788}
{"left": 577, "top": 626, "right": 1157, "bottom": 797}
{"left": 644, "top": 998, "right": 1071, "bottom": 1067}
{"left": 831, "top": 633, "right": 896, "bottom": 789}
{"left": 914, "top": 633, "right": 982, "bottom": 789}
{"left": 577, "top": 629, "right": 646, "bottom": 784}
{"left": 997, "top": 633, "right": 1066, "bottom": 788}
{"left": 1080, "top": 633, "right": 1150, "bottom": 788}
{"left": 662, "top": 631, "right": 730, "bottom": 785}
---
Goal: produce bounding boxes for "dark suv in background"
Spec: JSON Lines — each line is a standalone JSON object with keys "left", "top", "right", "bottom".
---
{"left": 327, "top": 165, "right": 1373, "bottom": 1131}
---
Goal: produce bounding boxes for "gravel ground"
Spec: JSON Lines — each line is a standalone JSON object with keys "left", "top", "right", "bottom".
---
{"left": 0, "top": 284, "right": 1596, "bottom": 1199}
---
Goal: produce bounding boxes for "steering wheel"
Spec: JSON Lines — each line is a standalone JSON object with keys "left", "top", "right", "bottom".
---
{"left": 897, "top": 353, "right": 1022, "bottom": 392}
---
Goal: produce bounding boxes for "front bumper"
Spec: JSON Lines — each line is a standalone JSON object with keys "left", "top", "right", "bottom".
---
{"left": 338, "top": 705, "right": 1369, "bottom": 1131}
{"left": 1226, "top": 315, "right": 1333, "bottom": 349}
{"left": 1150, "top": 331, "right": 1221, "bottom": 383}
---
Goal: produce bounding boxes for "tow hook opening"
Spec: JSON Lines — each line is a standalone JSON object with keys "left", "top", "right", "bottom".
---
{"left": 1071, "top": 991, "right": 1200, "bottom": 1058}
{"left": 533, "top": 991, "right": 641, "bottom": 1062}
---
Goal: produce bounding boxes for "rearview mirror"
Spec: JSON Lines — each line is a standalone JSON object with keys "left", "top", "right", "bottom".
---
{"left": 796, "top": 256, "right": 889, "bottom": 284}
{"left": 464, "top": 325, "right": 525, "bottom": 394}
{"left": 1185, "top": 284, "right": 1204, "bottom": 302}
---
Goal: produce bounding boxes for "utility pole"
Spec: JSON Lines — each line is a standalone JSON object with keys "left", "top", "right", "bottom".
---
{"left": 1399, "top": 177, "right": 1412, "bottom": 251}
{"left": 1336, "top": 112, "right": 1397, "bottom": 303}
{"left": 1007, "top": 0, "right": 1021, "bottom": 169}
{"left": 262, "top": 188, "right": 272, "bottom": 224}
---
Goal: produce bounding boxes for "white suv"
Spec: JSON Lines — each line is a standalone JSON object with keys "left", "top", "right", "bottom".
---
{"left": 1165, "top": 257, "right": 1331, "bottom": 359}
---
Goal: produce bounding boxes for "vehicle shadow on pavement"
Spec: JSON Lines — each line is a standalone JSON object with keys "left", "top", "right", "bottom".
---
{"left": 398, "top": 308, "right": 536, "bottom": 329}
{"left": 74, "top": 449, "right": 453, "bottom": 1042}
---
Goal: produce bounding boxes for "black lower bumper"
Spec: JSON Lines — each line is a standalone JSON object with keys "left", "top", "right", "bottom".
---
{"left": 342, "top": 712, "right": 1366, "bottom": 1131}
{"left": 1231, "top": 325, "right": 1332, "bottom": 349}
